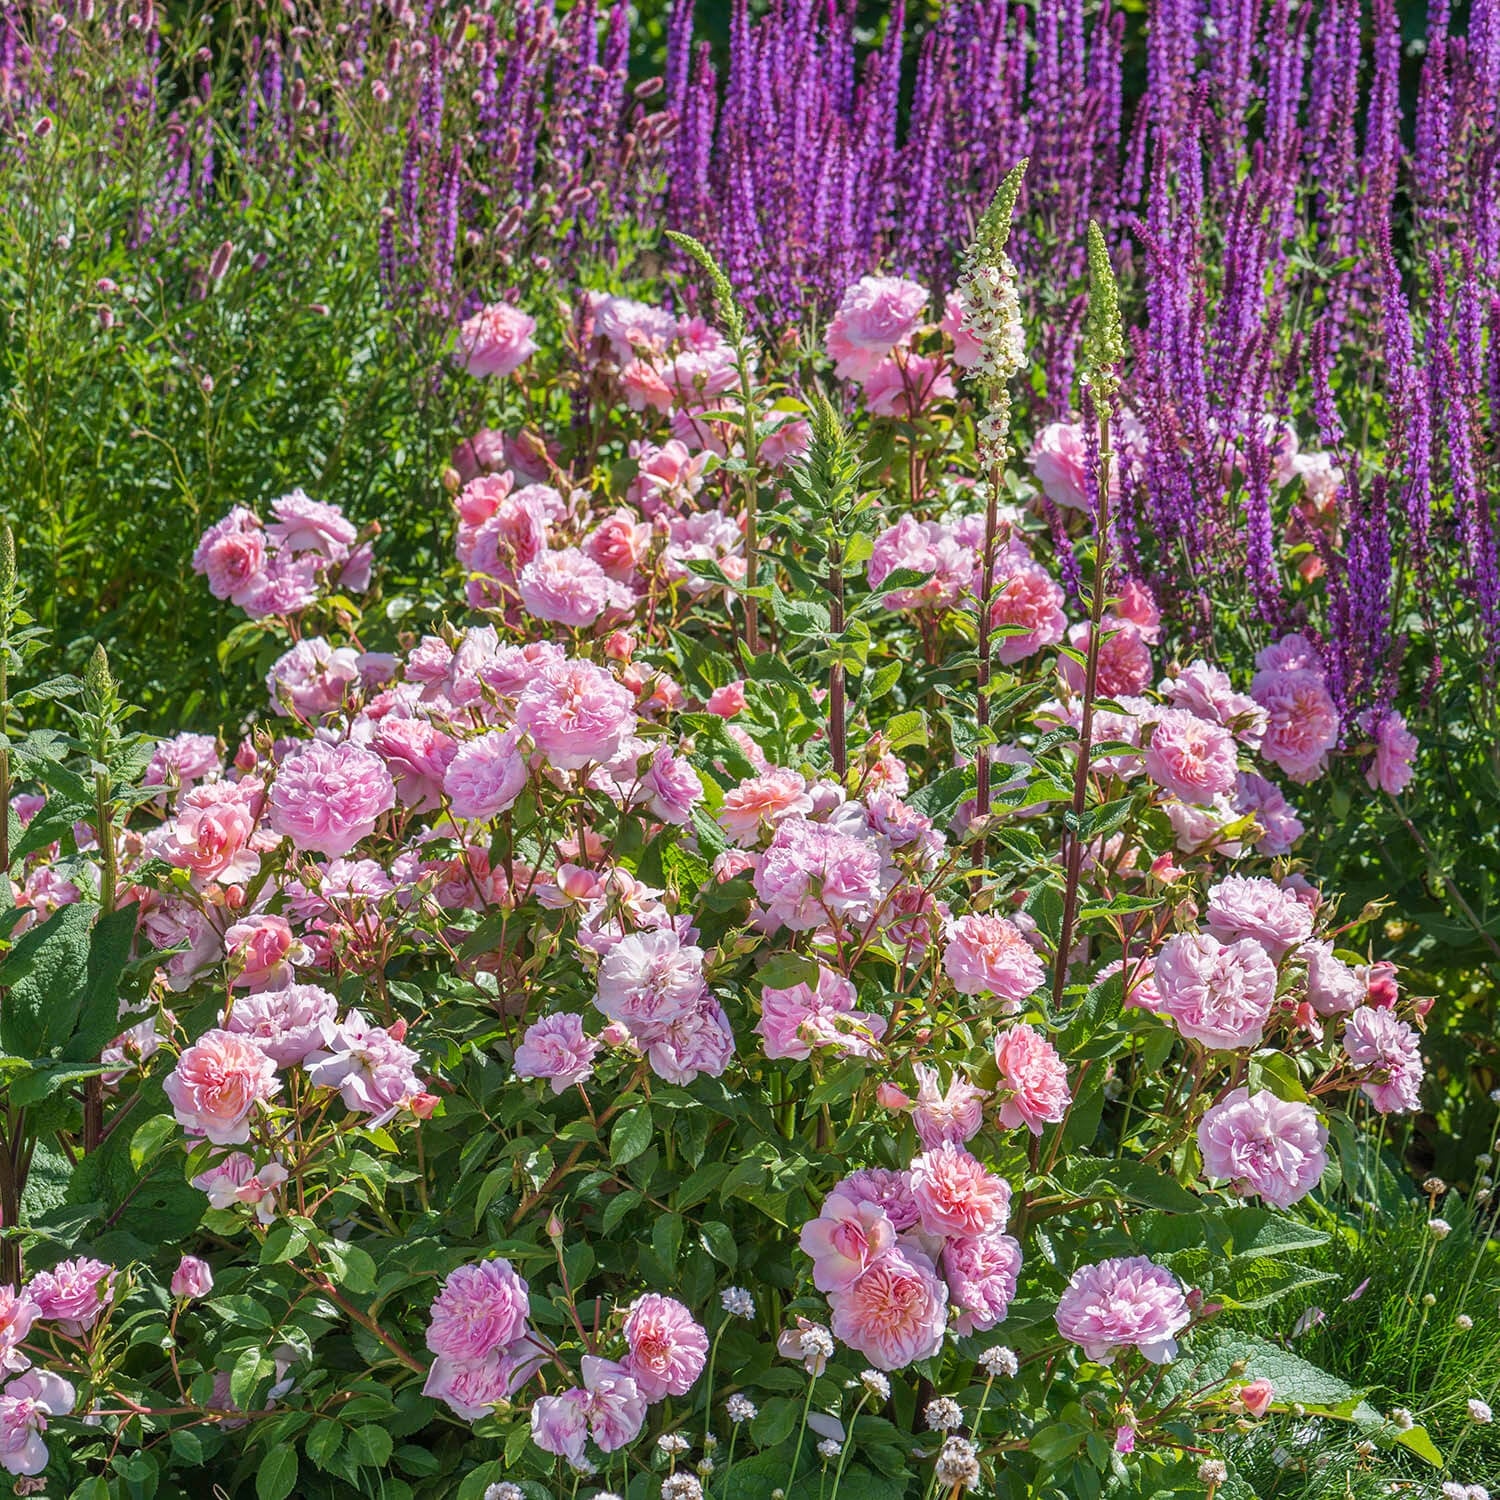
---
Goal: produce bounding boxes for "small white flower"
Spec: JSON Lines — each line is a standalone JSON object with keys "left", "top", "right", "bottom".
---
{"left": 484, "top": 1487, "right": 525, "bottom": 1500}
{"left": 660, "top": 1477, "right": 703, "bottom": 1500}
{"left": 703, "top": 1433, "right": 719, "bottom": 1451}
{"left": 1466, "top": 1486, "right": 1491, "bottom": 1500}
{"left": 658, "top": 1433, "right": 690, "bottom": 1455}
{"left": 1477, "top": 1153, "right": 1493, "bottom": 1169}
{"left": 1428, "top": 1218, "right": 1453, "bottom": 1239}
{"left": 1197, "top": 1460, "right": 1228, "bottom": 1486}
{"left": 1388, "top": 1407, "right": 1414, "bottom": 1430}
{"left": 1444, "top": 1486, "right": 1469, "bottom": 1500}
{"left": 695, "top": 1458, "right": 715, "bottom": 1478}
{"left": 725, "top": 1394, "right": 757, "bottom": 1424}
{"left": 721, "top": 1286, "right": 755, "bottom": 1319}
{"left": 1457, "top": 1313, "right": 1474, "bottom": 1331}
{"left": 978, "top": 1345, "right": 1018, "bottom": 1377}
{"left": 1424, "top": 1176, "right": 1447, "bottom": 1195}
{"left": 1355, "top": 1439, "right": 1375, "bottom": 1456}
{"left": 924, "top": 1396, "right": 964, "bottom": 1432}
{"left": 817, "top": 1438, "right": 842, "bottom": 1460}
{"left": 1468, "top": 1398, "right": 1493, "bottom": 1424}
{"left": 1423, "top": 1292, "right": 1438, "bottom": 1306}
{"left": 860, "top": 1368, "right": 891, "bottom": 1401}
{"left": 934, "top": 1436, "right": 980, "bottom": 1491}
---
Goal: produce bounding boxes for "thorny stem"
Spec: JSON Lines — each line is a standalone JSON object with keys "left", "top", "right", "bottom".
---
{"left": 974, "top": 463, "right": 1002, "bottom": 836}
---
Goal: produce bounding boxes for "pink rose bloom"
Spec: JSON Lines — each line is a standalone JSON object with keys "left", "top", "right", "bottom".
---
{"left": 191, "top": 1153, "right": 288, "bottom": 1222}
{"left": 1235, "top": 771, "right": 1305, "bottom": 854}
{"left": 988, "top": 553, "right": 1068, "bottom": 665}
{"left": 145, "top": 731, "right": 221, "bottom": 793}
{"left": 753, "top": 817, "right": 890, "bottom": 931}
{"left": 828, "top": 1243, "right": 948, "bottom": 1370}
{"left": 1342, "top": 1006, "right": 1424, "bottom": 1113}
{"left": 583, "top": 510, "right": 652, "bottom": 582}
{"left": 220, "top": 983, "right": 338, "bottom": 1068}
{"left": 425, "top": 1344, "right": 534, "bottom": 1421}
{"left": 867, "top": 515, "right": 977, "bottom": 613}
{"left": 518, "top": 546, "right": 633, "bottom": 628}
{"left": 591, "top": 293, "right": 678, "bottom": 364}
{"left": 1301, "top": 939, "right": 1364, "bottom": 1016}
{"left": 800, "top": 1192, "right": 897, "bottom": 1292}
{"left": 1059, "top": 617, "right": 1153, "bottom": 698}
{"left": 706, "top": 681, "right": 746, "bottom": 718}
{"left": 225, "top": 913, "right": 306, "bottom": 991}
{"left": 760, "top": 412, "right": 813, "bottom": 468}
{"left": 266, "top": 491, "right": 357, "bottom": 561}
{"left": 266, "top": 636, "right": 361, "bottom": 719}
{"left": 171, "top": 1256, "right": 214, "bottom": 1300}
{"left": 305, "top": 1011, "right": 424, "bottom": 1124}
{"left": 456, "top": 301, "right": 537, "bottom": 378}
{"left": 593, "top": 928, "right": 706, "bottom": 1032}
{"left": 1238, "top": 1377, "right": 1275, "bottom": 1417}
{"left": 166, "top": 780, "right": 261, "bottom": 885}
{"left": 1054, "top": 1255, "right": 1189, "bottom": 1364}
{"left": 622, "top": 1294, "right": 708, "bottom": 1399}
{"left": 530, "top": 1387, "right": 589, "bottom": 1462}
{"left": 860, "top": 354, "right": 956, "bottom": 418}
{"left": 942, "top": 913, "right": 1046, "bottom": 1007}
{"left": 572, "top": 1357, "right": 646, "bottom": 1453}
{"left": 1360, "top": 708, "right": 1417, "bottom": 795}
{"left": 1197, "top": 1087, "right": 1328, "bottom": 1208}
{"left": 1163, "top": 660, "right": 1266, "bottom": 743}
{"left": 1029, "top": 420, "right": 1117, "bottom": 512}
{"left": 1153, "top": 932, "right": 1278, "bottom": 1050}
{"left": 910, "top": 1064, "right": 986, "bottom": 1148}
{"left": 640, "top": 747, "right": 703, "bottom": 825}
{"left": 27, "top": 1258, "right": 114, "bottom": 1335}
{"left": 824, "top": 275, "right": 929, "bottom": 381}
{"left": 514, "top": 657, "right": 636, "bottom": 771}
{"left": 513, "top": 1013, "right": 599, "bottom": 1094}
{"left": 628, "top": 438, "right": 708, "bottom": 515}
{"left": 269, "top": 740, "right": 395, "bottom": 858}
{"left": 993, "top": 1023, "right": 1071, "bottom": 1134}
{"left": 619, "top": 356, "right": 674, "bottom": 412}
{"left": 943, "top": 1229, "right": 1023, "bottom": 1334}
{"left": 1116, "top": 577, "right": 1161, "bottom": 642}
{"left": 838, "top": 1167, "right": 921, "bottom": 1232}
{"left": 1145, "top": 708, "right": 1240, "bottom": 806}
{"left": 425, "top": 1258, "right": 531, "bottom": 1364}
{"left": 0, "top": 1370, "right": 74, "bottom": 1476}
{"left": 643, "top": 996, "right": 735, "bottom": 1085}
{"left": 1255, "top": 632, "right": 1323, "bottom": 673}
{"left": 941, "top": 290, "right": 984, "bottom": 368}
{"left": 369, "top": 717, "right": 457, "bottom": 813}
{"left": 1251, "top": 668, "right": 1339, "bottom": 783}
{"left": 1205, "top": 874, "right": 1314, "bottom": 960}
{"left": 0, "top": 1289, "right": 36, "bottom": 1375}
{"left": 444, "top": 730, "right": 528, "bottom": 821}
{"left": 757, "top": 964, "right": 886, "bottom": 1062}
{"left": 165, "top": 1029, "right": 280, "bottom": 1144}
{"left": 192, "top": 507, "right": 268, "bottom": 604}
{"left": 717, "top": 768, "right": 813, "bottom": 845}
{"left": 910, "top": 1142, "right": 1012, "bottom": 1237}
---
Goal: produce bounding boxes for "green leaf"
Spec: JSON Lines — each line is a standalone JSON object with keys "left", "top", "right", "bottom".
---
{"left": 305, "top": 1419, "right": 343, "bottom": 1471}
{"left": 256, "top": 1446, "right": 298, "bottom": 1500}
{"left": 346, "top": 1425, "right": 393, "bottom": 1467}
{"left": 1393, "top": 1424, "right": 1443, "bottom": 1466}
{"left": 609, "top": 1105, "right": 653, "bottom": 1166}
{"left": 698, "top": 1220, "right": 737, "bottom": 1267}
{"left": 758, "top": 952, "right": 821, "bottom": 990}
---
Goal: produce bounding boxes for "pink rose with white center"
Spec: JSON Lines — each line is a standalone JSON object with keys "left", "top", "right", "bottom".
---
{"left": 621, "top": 1293, "right": 708, "bottom": 1399}
{"left": 165, "top": 1029, "right": 280, "bottom": 1144}
{"left": 993, "top": 1023, "right": 1071, "bottom": 1134}
{"left": 220, "top": 983, "right": 338, "bottom": 1068}
{"left": 513, "top": 1013, "right": 599, "bottom": 1094}
{"left": 1153, "top": 932, "right": 1278, "bottom": 1050}
{"left": 1055, "top": 1255, "right": 1189, "bottom": 1364}
{"left": 825, "top": 275, "right": 929, "bottom": 381}
{"left": 456, "top": 301, "right": 537, "bottom": 378}
{"left": 799, "top": 1192, "right": 897, "bottom": 1291}
{"left": 942, "top": 913, "right": 1045, "bottom": 1006}
{"left": 592, "top": 928, "right": 706, "bottom": 1032}
{"left": 1144, "top": 708, "right": 1240, "bottom": 806}
{"left": 1197, "top": 1087, "right": 1328, "bottom": 1208}
{"left": 269, "top": 740, "right": 396, "bottom": 858}
{"left": 910, "top": 1064, "right": 986, "bottom": 1148}
{"left": 910, "top": 1142, "right": 1012, "bottom": 1237}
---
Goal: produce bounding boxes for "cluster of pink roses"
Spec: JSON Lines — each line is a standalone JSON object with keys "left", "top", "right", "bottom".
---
{"left": 192, "top": 491, "right": 371, "bottom": 620}
{"left": 423, "top": 1258, "right": 546, "bottom": 1420}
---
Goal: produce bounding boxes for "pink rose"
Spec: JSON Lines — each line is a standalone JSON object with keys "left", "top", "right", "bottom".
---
{"left": 165, "top": 1030, "right": 280, "bottom": 1144}
{"left": 305, "top": 1011, "right": 424, "bottom": 1125}
{"left": 753, "top": 816, "right": 890, "bottom": 931}
{"left": 530, "top": 1387, "right": 589, "bottom": 1462}
{"left": 943, "top": 1229, "right": 1023, "bottom": 1334}
{"left": 192, "top": 507, "right": 267, "bottom": 604}
{"left": 1054, "top": 1255, "right": 1189, "bottom": 1364}
{"left": 621, "top": 1294, "right": 708, "bottom": 1400}
{"left": 443, "top": 730, "right": 528, "bottom": 821}
{"left": 860, "top": 354, "right": 956, "bottom": 418}
{"left": 220, "top": 983, "right": 338, "bottom": 1068}
{"left": 1205, "top": 874, "right": 1314, "bottom": 959}
{"left": 910, "top": 1142, "right": 1012, "bottom": 1237}
{"left": 513, "top": 1013, "right": 599, "bottom": 1094}
{"left": 224, "top": 914, "right": 305, "bottom": 991}
{"left": 799, "top": 1193, "right": 897, "bottom": 1292}
{"left": 824, "top": 275, "right": 929, "bottom": 381}
{"left": 910, "top": 1064, "right": 986, "bottom": 1148}
{"left": 1238, "top": 1378, "right": 1275, "bottom": 1417}
{"left": 828, "top": 1243, "right": 948, "bottom": 1371}
{"left": 269, "top": 740, "right": 396, "bottom": 858}
{"left": 993, "top": 1023, "right": 1071, "bottom": 1134}
{"left": 1342, "top": 1006, "right": 1424, "bottom": 1113}
{"left": 425, "top": 1259, "right": 531, "bottom": 1365}
{"left": 579, "top": 1355, "right": 647, "bottom": 1451}
{"left": 170, "top": 1256, "right": 214, "bottom": 1300}
{"left": 757, "top": 964, "right": 886, "bottom": 1062}
{"left": 1197, "top": 1087, "right": 1328, "bottom": 1207}
{"left": 1144, "top": 709, "right": 1240, "bottom": 806}
{"left": 1029, "top": 420, "right": 1116, "bottom": 511}
{"left": 1360, "top": 707, "right": 1417, "bottom": 795}
{"left": 0, "top": 1370, "right": 73, "bottom": 1476}
{"left": 456, "top": 301, "right": 537, "bottom": 379}
{"left": 716, "top": 768, "right": 813, "bottom": 845}
{"left": 514, "top": 657, "right": 637, "bottom": 771}
{"left": 518, "top": 546, "right": 634, "bottom": 629}
{"left": 165, "top": 780, "right": 261, "bottom": 885}
{"left": 0, "top": 1290, "right": 36, "bottom": 1376}
{"left": 942, "top": 913, "right": 1046, "bottom": 1007}
{"left": 1251, "top": 667, "right": 1339, "bottom": 783}
{"left": 989, "top": 553, "right": 1068, "bottom": 664}
{"left": 1153, "top": 932, "right": 1277, "bottom": 1050}
{"left": 27, "top": 1257, "right": 115, "bottom": 1335}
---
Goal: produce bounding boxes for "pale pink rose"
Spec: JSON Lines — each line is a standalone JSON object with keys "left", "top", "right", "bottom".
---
{"left": 0, "top": 1370, "right": 73, "bottom": 1476}
{"left": 425, "top": 1345, "right": 530, "bottom": 1421}
{"left": 824, "top": 275, "right": 929, "bottom": 380}
{"left": 622, "top": 1294, "right": 708, "bottom": 1399}
{"left": 1235, "top": 771, "right": 1305, "bottom": 854}
{"left": 166, "top": 781, "right": 261, "bottom": 885}
{"left": 861, "top": 354, "right": 956, "bottom": 418}
{"left": 989, "top": 554, "right": 1068, "bottom": 664}
{"left": 867, "top": 515, "right": 977, "bottom": 613}
{"left": 627, "top": 438, "right": 708, "bottom": 515}
{"left": 236, "top": 550, "right": 321, "bottom": 618}
{"left": 513, "top": 1013, "right": 599, "bottom": 1094}
{"left": 760, "top": 412, "right": 813, "bottom": 468}
{"left": 910, "top": 1064, "right": 986, "bottom": 1148}
{"left": 799, "top": 1193, "right": 897, "bottom": 1292}
{"left": 1251, "top": 667, "right": 1339, "bottom": 783}
{"left": 266, "top": 490, "right": 357, "bottom": 561}
{"left": 1238, "top": 1377, "right": 1275, "bottom": 1418}
{"left": 453, "top": 470, "right": 515, "bottom": 530}
{"left": 943, "top": 1229, "right": 1023, "bottom": 1334}
{"left": 619, "top": 357, "right": 674, "bottom": 412}
{"left": 444, "top": 730, "right": 528, "bottom": 821}
{"left": 514, "top": 657, "right": 637, "bottom": 771}
{"left": 305, "top": 1011, "right": 424, "bottom": 1124}
{"left": 1163, "top": 660, "right": 1266, "bottom": 743}
{"left": 1054, "top": 1255, "right": 1189, "bottom": 1364}
{"left": 910, "top": 1142, "right": 1012, "bottom": 1237}
{"left": 425, "top": 1259, "right": 531, "bottom": 1364}
{"left": 191, "top": 1154, "right": 288, "bottom": 1223}
{"left": 592, "top": 927, "right": 706, "bottom": 1032}
{"left": 0, "top": 1290, "right": 36, "bottom": 1376}
{"left": 837, "top": 1167, "right": 921, "bottom": 1232}
{"left": 1059, "top": 617, "right": 1153, "bottom": 698}
{"left": 369, "top": 717, "right": 457, "bottom": 813}
{"left": 640, "top": 747, "right": 703, "bottom": 825}
{"left": 591, "top": 293, "right": 678, "bottom": 363}
{"left": 224, "top": 914, "right": 305, "bottom": 991}
{"left": 220, "top": 983, "right": 338, "bottom": 1068}
{"left": 828, "top": 1243, "right": 948, "bottom": 1370}
{"left": 1256, "top": 633, "right": 1323, "bottom": 674}
{"left": 192, "top": 507, "right": 267, "bottom": 604}
{"left": 941, "top": 290, "right": 984, "bottom": 368}
{"left": 1153, "top": 932, "right": 1278, "bottom": 1050}
{"left": 1144, "top": 708, "right": 1240, "bottom": 806}
{"left": 518, "top": 546, "right": 633, "bottom": 628}
{"left": 165, "top": 1029, "right": 280, "bottom": 1144}
{"left": 583, "top": 510, "right": 651, "bottom": 581}
{"left": 1301, "top": 939, "right": 1363, "bottom": 1016}
{"left": 1359, "top": 708, "right": 1417, "bottom": 795}
{"left": 459, "top": 491, "right": 549, "bottom": 586}
{"left": 530, "top": 1387, "right": 589, "bottom": 1462}
{"left": 942, "top": 913, "right": 1046, "bottom": 1006}
{"left": 27, "top": 1258, "right": 114, "bottom": 1335}
{"left": 706, "top": 681, "right": 746, "bottom": 717}
{"left": 1116, "top": 578, "right": 1161, "bottom": 642}
{"left": 717, "top": 768, "right": 814, "bottom": 845}
{"left": 266, "top": 636, "right": 360, "bottom": 719}
{"left": 579, "top": 1354, "right": 648, "bottom": 1451}
{"left": 170, "top": 1256, "right": 214, "bottom": 1300}
{"left": 1197, "top": 1087, "right": 1328, "bottom": 1208}
{"left": 1029, "top": 420, "right": 1118, "bottom": 511}
{"left": 753, "top": 817, "right": 890, "bottom": 931}
{"left": 643, "top": 997, "right": 736, "bottom": 1084}
{"left": 269, "top": 741, "right": 396, "bottom": 858}
{"left": 456, "top": 301, "right": 537, "bottom": 378}
{"left": 1205, "top": 874, "right": 1314, "bottom": 960}
{"left": 1342, "top": 1006, "right": 1424, "bottom": 1113}
{"left": 757, "top": 965, "right": 886, "bottom": 1062}
{"left": 144, "top": 732, "right": 222, "bottom": 793}
{"left": 993, "top": 1023, "right": 1071, "bottom": 1134}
